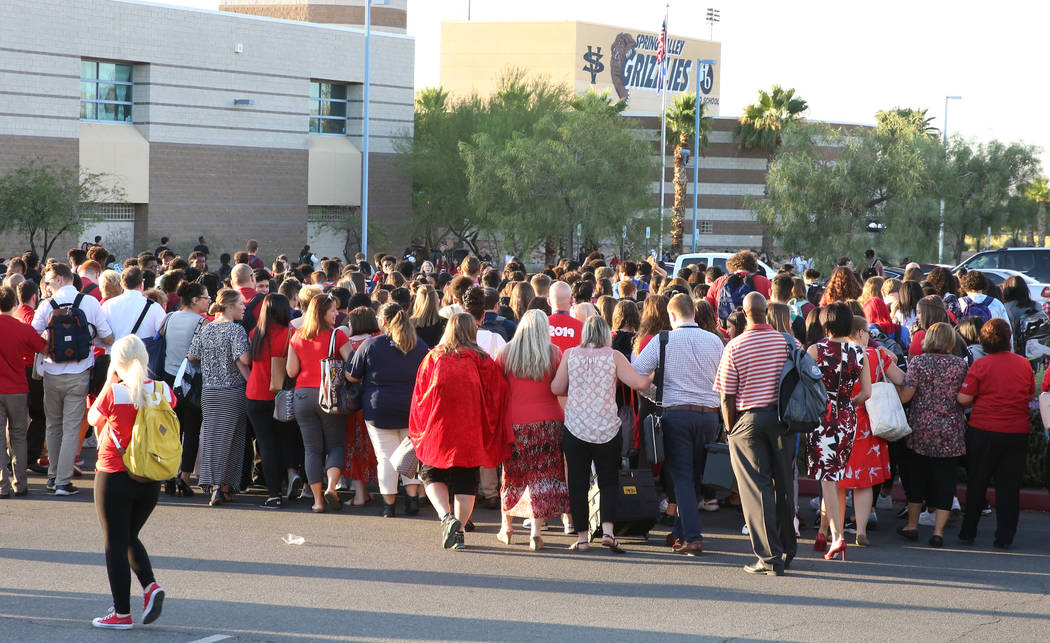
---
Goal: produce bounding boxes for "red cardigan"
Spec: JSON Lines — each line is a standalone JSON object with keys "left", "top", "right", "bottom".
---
{"left": 410, "top": 347, "right": 511, "bottom": 469}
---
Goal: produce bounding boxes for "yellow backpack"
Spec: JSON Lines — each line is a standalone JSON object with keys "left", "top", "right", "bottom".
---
{"left": 123, "top": 382, "right": 182, "bottom": 482}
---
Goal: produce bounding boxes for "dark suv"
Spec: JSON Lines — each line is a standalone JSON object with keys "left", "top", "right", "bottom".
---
{"left": 956, "top": 247, "right": 1050, "bottom": 285}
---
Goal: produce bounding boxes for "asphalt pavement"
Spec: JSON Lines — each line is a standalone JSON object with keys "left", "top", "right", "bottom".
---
{"left": 1, "top": 466, "right": 1049, "bottom": 642}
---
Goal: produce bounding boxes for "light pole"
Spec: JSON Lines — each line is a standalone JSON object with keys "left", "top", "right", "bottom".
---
{"left": 691, "top": 58, "right": 716, "bottom": 253}
{"left": 937, "top": 95, "right": 961, "bottom": 264}
{"left": 361, "top": 0, "right": 390, "bottom": 258}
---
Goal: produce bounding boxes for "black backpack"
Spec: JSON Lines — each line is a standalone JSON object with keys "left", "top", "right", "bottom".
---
{"left": 240, "top": 293, "right": 265, "bottom": 333}
{"left": 47, "top": 294, "right": 96, "bottom": 363}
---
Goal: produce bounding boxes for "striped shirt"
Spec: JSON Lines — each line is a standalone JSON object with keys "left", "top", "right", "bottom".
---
{"left": 713, "top": 324, "right": 796, "bottom": 411}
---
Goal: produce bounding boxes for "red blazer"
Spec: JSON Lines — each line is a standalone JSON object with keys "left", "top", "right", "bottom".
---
{"left": 410, "top": 347, "right": 511, "bottom": 469}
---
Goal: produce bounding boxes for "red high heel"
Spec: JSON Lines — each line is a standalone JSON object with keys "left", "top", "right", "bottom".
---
{"left": 824, "top": 539, "right": 847, "bottom": 560}
{"left": 814, "top": 532, "right": 828, "bottom": 552}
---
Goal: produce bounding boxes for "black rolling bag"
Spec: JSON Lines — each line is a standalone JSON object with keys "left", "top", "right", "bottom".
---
{"left": 587, "top": 466, "right": 659, "bottom": 541}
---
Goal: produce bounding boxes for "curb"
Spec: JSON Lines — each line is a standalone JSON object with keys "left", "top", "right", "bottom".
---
{"left": 797, "top": 478, "right": 1050, "bottom": 512}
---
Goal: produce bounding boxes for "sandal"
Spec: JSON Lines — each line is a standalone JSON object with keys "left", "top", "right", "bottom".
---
{"left": 602, "top": 534, "right": 626, "bottom": 554}
{"left": 324, "top": 490, "right": 343, "bottom": 511}
{"left": 496, "top": 529, "right": 513, "bottom": 545}
{"left": 568, "top": 541, "right": 590, "bottom": 552}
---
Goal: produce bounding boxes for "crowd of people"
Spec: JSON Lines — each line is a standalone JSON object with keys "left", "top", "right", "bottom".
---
{"left": 0, "top": 239, "right": 1047, "bottom": 626}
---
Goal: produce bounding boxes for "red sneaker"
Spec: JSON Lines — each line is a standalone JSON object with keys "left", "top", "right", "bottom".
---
{"left": 142, "top": 582, "right": 164, "bottom": 624}
{"left": 92, "top": 610, "right": 132, "bottom": 629}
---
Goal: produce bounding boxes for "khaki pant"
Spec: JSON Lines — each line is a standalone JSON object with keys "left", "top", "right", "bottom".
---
{"left": 479, "top": 465, "right": 499, "bottom": 500}
{"left": 44, "top": 371, "right": 90, "bottom": 487}
{"left": 0, "top": 392, "right": 30, "bottom": 494}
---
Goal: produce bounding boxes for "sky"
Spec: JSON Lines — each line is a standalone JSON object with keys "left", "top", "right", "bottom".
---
{"left": 152, "top": 0, "right": 1049, "bottom": 172}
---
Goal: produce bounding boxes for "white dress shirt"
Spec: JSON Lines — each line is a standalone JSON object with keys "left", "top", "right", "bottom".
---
{"left": 31, "top": 284, "right": 113, "bottom": 376}
{"left": 476, "top": 328, "right": 507, "bottom": 357}
{"left": 102, "top": 289, "right": 166, "bottom": 347}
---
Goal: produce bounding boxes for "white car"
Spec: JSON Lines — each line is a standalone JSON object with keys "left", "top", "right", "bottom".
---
{"left": 673, "top": 253, "right": 777, "bottom": 279}
{"left": 971, "top": 268, "right": 1048, "bottom": 308}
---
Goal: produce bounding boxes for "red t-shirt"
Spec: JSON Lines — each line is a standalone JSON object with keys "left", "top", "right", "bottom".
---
{"left": 15, "top": 304, "right": 39, "bottom": 367}
{"left": 1042, "top": 367, "right": 1050, "bottom": 393}
{"left": 93, "top": 381, "right": 177, "bottom": 474}
{"left": 246, "top": 325, "right": 290, "bottom": 401}
{"left": 291, "top": 328, "right": 348, "bottom": 389}
{"left": 636, "top": 333, "right": 656, "bottom": 355}
{"left": 959, "top": 351, "right": 1035, "bottom": 433}
{"left": 909, "top": 329, "right": 925, "bottom": 356}
{"left": 705, "top": 272, "right": 773, "bottom": 312}
{"left": 81, "top": 279, "right": 103, "bottom": 302}
{"left": 548, "top": 312, "right": 583, "bottom": 353}
{"left": 0, "top": 315, "right": 46, "bottom": 394}
{"left": 239, "top": 287, "right": 259, "bottom": 305}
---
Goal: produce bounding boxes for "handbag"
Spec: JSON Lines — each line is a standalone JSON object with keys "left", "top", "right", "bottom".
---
{"left": 641, "top": 331, "right": 668, "bottom": 464}
{"left": 318, "top": 327, "right": 348, "bottom": 414}
{"left": 273, "top": 388, "right": 295, "bottom": 422}
{"left": 270, "top": 331, "right": 290, "bottom": 394}
{"left": 866, "top": 355, "right": 911, "bottom": 441}
{"left": 389, "top": 435, "right": 419, "bottom": 478}
{"left": 1039, "top": 392, "right": 1050, "bottom": 430}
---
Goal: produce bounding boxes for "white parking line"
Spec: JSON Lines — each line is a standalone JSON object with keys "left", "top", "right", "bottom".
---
{"left": 187, "top": 635, "right": 232, "bottom": 643}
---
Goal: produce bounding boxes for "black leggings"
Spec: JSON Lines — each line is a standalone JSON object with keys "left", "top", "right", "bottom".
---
{"left": 245, "top": 399, "right": 303, "bottom": 497}
{"left": 94, "top": 471, "right": 160, "bottom": 614}
{"left": 563, "top": 428, "right": 622, "bottom": 535}
{"left": 162, "top": 372, "right": 202, "bottom": 474}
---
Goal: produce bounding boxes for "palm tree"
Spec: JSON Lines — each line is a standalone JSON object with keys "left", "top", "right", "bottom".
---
{"left": 875, "top": 107, "right": 940, "bottom": 140}
{"left": 570, "top": 89, "right": 628, "bottom": 116}
{"left": 734, "top": 85, "right": 808, "bottom": 255}
{"left": 1025, "top": 177, "right": 1050, "bottom": 247}
{"left": 664, "top": 94, "right": 712, "bottom": 254}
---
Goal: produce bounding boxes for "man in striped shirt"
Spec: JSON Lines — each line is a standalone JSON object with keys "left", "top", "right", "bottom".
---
{"left": 714, "top": 292, "right": 797, "bottom": 576}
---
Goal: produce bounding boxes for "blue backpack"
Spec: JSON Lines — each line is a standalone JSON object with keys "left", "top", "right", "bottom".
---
{"left": 46, "top": 294, "right": 95, "bottom": 363}
{"left": 717, "top": 272, "right": 756, "bottom": 321}
{"left": 961, "top": 295, "right": 994, "bottom": 325}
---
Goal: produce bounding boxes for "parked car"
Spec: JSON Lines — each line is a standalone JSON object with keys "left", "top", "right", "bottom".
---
{"left": 970, "top": 268, "right": 1048, "bottom": 309}
{"left": 956, "top": 247, "right": 1050, "bottom": 300}
{"left": 673, "top": 252, "right": 777, "bottom": 279}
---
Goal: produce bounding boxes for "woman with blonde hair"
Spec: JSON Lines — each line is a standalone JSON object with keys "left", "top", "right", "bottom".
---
{"left": 595, "top": 295, "right": 616, "bottom": 326}
{"left": 495, "top": 310, "right": 570, "bottom": 550}
{"left": 551, "top": 315, "right": 653, "bottom": 553}
{"left": 768, "top": 302, "right": 793, "bottom": 334}
{"left": 87, "top": 335, "right": 174, "bottom": 629}
{"left": 286, "top": 293, "right": 353, "bottom": 513}
{"left": 99, "top": 269, "right": 123, "bottom": 301}
{"left": 858, "top": 276, "right": 885, "bottom": 306}
{"left": 410, "top": 313, "right": 511, "bottom": 549}
{"left": 187, "top": 288, "right": 251, "bottom": 507}
{"left": 291, "top": 284, "right": 322, "bottom": 330}
{"left": 410, "top": 284, "right": 446, "bottom": 348}
{"left": 348, "top": 303, "right": 429, "bottom": 517}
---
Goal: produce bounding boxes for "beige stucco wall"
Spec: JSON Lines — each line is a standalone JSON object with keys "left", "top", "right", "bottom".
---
{"left": 79, "top": 122, "right": 150, "bottom": 203}
{"left": 308, "top": 136, "right": 362, "bottom": 206}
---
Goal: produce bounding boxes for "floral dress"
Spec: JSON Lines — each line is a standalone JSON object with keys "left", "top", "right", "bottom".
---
{"left": 903, "top": 353, "right": 968, "bottom": 458}
{"left": 808, "top": 339, "right": 864, "bottom": 481}
{"left": 839, "top": 345, "right": 891, "bottom": 489}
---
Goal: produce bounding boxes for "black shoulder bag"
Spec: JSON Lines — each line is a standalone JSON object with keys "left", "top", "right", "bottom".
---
{"left": 641, "top": 330, "right": 668, "bottom": 465}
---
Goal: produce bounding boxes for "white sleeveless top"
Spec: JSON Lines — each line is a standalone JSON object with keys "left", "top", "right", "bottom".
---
{"left": 564, "top": 346, "right": 620, "bottom": 444}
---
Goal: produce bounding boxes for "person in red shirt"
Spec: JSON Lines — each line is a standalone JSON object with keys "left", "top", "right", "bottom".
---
{"left": 246, "top": 239, "right": 264, "bottom": 270}
{"left": 231, "top": 264, "right": 264, "bottom": 330}
{"left": 547, "top": 281, "right": 583, "bottom": 353}
{"left": 957, "top": 318, "right": 1036, "bottom": 548}
{"left": 286, "top": 293, "right": 352, "bottom": 513}
{"left": 86, "top": 335, "right": 172, "bottom": 629}
{"left": 705, "top": 251, "right": 772, "bottom": 323}
{"left": 79, "top": 260, "right": 104, "bottom": 301}
{"left": 0, "top": 286, "right": 48, "bottom": 497}
{"left": 244, "top": 294, "right": 297, "bottom": 508}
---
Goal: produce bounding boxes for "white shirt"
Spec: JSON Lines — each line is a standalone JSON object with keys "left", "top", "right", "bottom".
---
{"left": 31, "top": 284, "right": 113, "bottom": 376}
{"left": 959, "top": 293, "right": 1010, "bottom": 323}
{"left": 102, "top": 289, "right": 166, "bottom": 347}
{"left": 476, "top": 328, "right": 506, "bottom": 357}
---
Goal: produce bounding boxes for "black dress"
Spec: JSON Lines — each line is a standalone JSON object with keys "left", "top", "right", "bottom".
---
{"left": 415, "top": 318, "right": 448, "bottom": 348}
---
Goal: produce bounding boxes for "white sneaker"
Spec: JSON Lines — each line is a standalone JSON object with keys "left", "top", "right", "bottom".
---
{"left": 809, "top": 496, "right": 821, "bottom": 511}
{"left": 741, "top": 523, "right": 750, "bottom": 536}
{"left": 951, "top": 497, "right": 962, "bottom": 513}
{"left": 793, "top": 515, "right": 800, "bottom": 538}
{"left": 918, "top": 510, "right": 936, "bottom": 527}
{"left": 335, "top": 478, "right": 350, "bottom": 491}
{"left": 522, "top": 518, "right": 533, "bottom": 528}
{"left": 981, "top": 503, "right": 993, "bottom": 516}
{"left": 698, "top": 499, "right": 720, "bottom": 512}
{"left": 562, "top": 514, "right": 574, "bottom": 535}
{"left": 876, "top": 493, "right": 894, "bottom": 510}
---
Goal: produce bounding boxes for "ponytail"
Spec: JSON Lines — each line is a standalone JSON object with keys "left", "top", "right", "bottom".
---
{"left": 108, "top": 335, "right": 152, "bottom": 409}
{"left": 379, "top": 303, "right": 416, "bottom": 354}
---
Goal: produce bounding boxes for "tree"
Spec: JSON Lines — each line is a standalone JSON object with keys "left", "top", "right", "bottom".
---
{"left": 875, "top": 107, "right": 939, "bottom": 140}
{"left": 664, "top": 93, "right": 712, "bottom": 254}
{"left": 0, "top": 159, "right": 124, "bottom": 258}
{"left": 1024, "top": 177, "right": 1049, "bottom": 247}
{"left": 734, "top": 85, "right": 809, "bottom": 256}
{"left": 460, "top": 93, "right": 655, "bottom": 263}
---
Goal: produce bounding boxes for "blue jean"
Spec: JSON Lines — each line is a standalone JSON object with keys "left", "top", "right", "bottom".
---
{"left": 662, "top": 410, "right": 719, "bottom": 543}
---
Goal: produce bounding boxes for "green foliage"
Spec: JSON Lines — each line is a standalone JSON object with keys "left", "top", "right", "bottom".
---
{"left": 400, "top": 72, "right": 654, "bottom": 261}
{"left": 875, "top": 107, "right": 939, "bottom": 140}
{"left": 734, "top": 85, "right": 808, "bottom": 154}
{"left": 0, "top": 159, "right": 123, "bottom": 258}
{"left": 664, "top": 93, "right": 711, "bottom": 152}
{"left": 755, "top": 110, "right": 1042, "bottom": 266}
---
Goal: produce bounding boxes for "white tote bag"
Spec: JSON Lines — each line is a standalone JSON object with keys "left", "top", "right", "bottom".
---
{"left": 1039, "top": 392, "right": 1050, "bottom": 431}
{"left": 865, "top": 356, "right": 911, "bottom": 442}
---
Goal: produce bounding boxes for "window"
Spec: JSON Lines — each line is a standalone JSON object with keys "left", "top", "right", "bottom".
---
{"left": 80, "top": 60, "right": 133, "bottom": 122}
{"left": 308, "top": 205, "right": 353, "bottom": 222}
{"left": 82, "top": 203, "right": 134, "bottom": 221}
{"left": 310, "top": 81, "right": 348, "bottom": 135}
{"left": 698, "top": 220, "right": 714, "bottom": 234}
